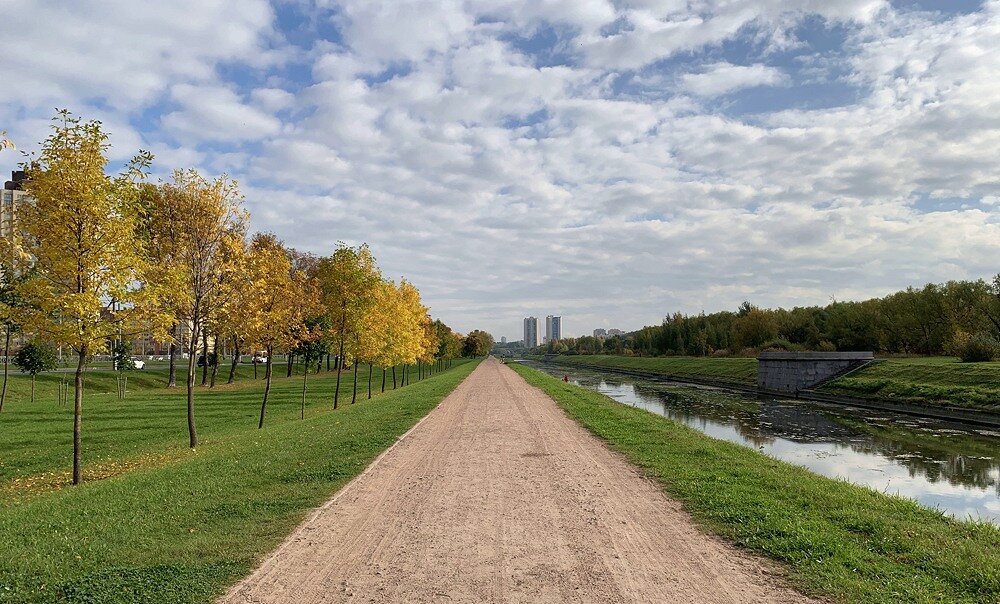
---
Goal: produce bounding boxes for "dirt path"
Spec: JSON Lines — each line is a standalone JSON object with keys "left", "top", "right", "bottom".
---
{"left": 221, "top": 357, "right": 818, "bottom": 603}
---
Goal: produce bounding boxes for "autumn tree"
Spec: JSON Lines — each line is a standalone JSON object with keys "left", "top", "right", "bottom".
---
{"left": 462, "top": 330, "right": 494, "bottom": 357}
{"left": 316, "top": 245, "right": 380, "bottom": 408}
{"left": 243, "top": 233, "right": 318, "bottom": 428}
{"left": 17, "top": 110, "right": 165, "bottom": 484}
{"left": 155, "top": 170, "right": 247, "bottom": 448}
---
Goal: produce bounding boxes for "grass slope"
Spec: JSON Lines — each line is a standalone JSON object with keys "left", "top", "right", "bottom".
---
{"left": 0, "top": 359, "right": 478, "bottom": 603}
{"left": 510, "top": 362, "right": 1000, "bottom": 604}
{"left": 820, "top": 357, "right": 1000, "bottom": 413}
{"left": 538, "top": 354, "right": 757, "bottom": 385}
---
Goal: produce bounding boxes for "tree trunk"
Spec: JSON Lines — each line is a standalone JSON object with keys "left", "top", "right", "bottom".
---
{"left": 334, "top": 305, "right": 346, "bottom": 409}
{"left": 381, "top": 367, "right": 386, "bottom": 393}
{"left": 286, "top": 353, "right": 294, "bottom": 378}
{"left": 258, "top": 346, "right": 273, "bottom": 429}
{"left": 200, "top": 330, "right": 209, "bottom": 386}
{"left": 326, "top": 353, "right": 330, "bottom": 372}
{"left": 167, "top": 323, "right": 178, "bottom": 388}
{"left": 30, "top": 374, "right": 35, "bottom": 403}
{"left": 351, "top": 358, "right": 359, "bottom": 404}
{"left": 0, "top": 326, "right": 10, "bottom": 413}
{"left": 392, "top": 366, "right": 397, "bottom": 389}
{"left": 72, "top": 344, "right": 87, "bottom": 484}
{"left": 186, "top": 319, "right": 199, "bottom": 449}
{"left": 253, "top": 358, "right": 258, "bottom": 379}
{"left": 228, "top": 337, "right": 239, "bottom": 384}
{"left": 368, "top": 363, "right": 372, "bottom": 399}
{"left": 316, "top": 356, "right": 322, "bottom": 374}
{"left": 301, "top": 358, "right": 308, "bottom": 420}
{"left": 209, "top": 335, "right": 219, "bottom": 388}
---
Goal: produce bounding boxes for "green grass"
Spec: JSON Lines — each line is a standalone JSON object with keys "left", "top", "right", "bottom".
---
{"left": 0, "top": 361, "right": 445, "bottom": 487}
{"left": 510, "top": 362, "right": 1000, "bottom": 604}
{"left": 0, "top": 359, "right": 477, "bottom": 603}
{"left": 820, "top": 357, "right": 1000, "bottom": 413}
{"left": 537, "top": 354, "right": 757, "bottom": 385}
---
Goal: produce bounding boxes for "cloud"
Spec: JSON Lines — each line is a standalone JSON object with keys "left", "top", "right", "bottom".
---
{"left": 678, "top": 62, "right": 788, "bottom": 97}
{"left": 4, "top": 0, "right": 1000, "bottom": 341}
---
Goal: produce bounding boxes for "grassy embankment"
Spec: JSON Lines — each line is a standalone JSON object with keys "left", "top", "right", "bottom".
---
{"left": 511, "top": 362, "right": 1000, "bottom": 604}
{"left": 537, "top": 354, "right": 1000, "bottom": 413}
{"left": 818, "top": 356, "right": 1000, "bottom": 413}
{"left": 0, "top": 358, "right": 477, "bottom": 603}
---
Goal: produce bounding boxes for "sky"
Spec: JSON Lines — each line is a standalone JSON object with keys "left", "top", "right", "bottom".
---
{"left": 2, "top": 0, "right": 998, "bottom": 341}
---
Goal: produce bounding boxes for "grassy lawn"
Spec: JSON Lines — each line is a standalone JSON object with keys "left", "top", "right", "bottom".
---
{"left": 0, "top": 359, "right": 477, "bottom": 603}
{"left": 537, "top": 354, "right": 757, "bottom": 385}
{"left": 511, "top": 362, "right": 1000, "bottom": 604}
{"left": 820, "top": 357, "right": 1000, "bottom": 413}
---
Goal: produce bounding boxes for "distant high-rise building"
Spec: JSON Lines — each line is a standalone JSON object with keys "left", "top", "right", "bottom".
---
{"left": 593, "top": 328, "right": 607, "bottom": 337}
{"left": 608, "top": 328, "right": 624, "bottom": 336}
{"left": 523, "top": 317, "right": 539, "bottom": 348}
{"left": 548, "top": 315, "right": 562, "bottom": 341}
{"left": 500, "top": 336, "right": 507, "bottom": 344}
{"left": 2, "top": 171, "right": 28, "bottom": 240}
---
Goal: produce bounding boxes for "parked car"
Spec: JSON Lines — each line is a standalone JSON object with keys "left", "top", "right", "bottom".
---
{"left": 252, "top": 354, "right": 268, "bottom": 364}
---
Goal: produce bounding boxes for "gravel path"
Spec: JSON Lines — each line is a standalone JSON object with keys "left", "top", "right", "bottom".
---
{"left": 220, "top": 357, "right": 817, "bottom": 603}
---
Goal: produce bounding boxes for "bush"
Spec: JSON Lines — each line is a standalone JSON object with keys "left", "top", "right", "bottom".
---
{"left": 956, "top": 333, "right": 999, "bottom": 363}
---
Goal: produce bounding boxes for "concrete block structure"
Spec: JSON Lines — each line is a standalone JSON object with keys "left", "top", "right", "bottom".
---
{"left": 757, "top": 351, "right": 874, "bottom": 394}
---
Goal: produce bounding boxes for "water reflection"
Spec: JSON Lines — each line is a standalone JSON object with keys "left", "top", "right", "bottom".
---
{"left": 527, "top": 362, "right": 1000, "bottom": 524}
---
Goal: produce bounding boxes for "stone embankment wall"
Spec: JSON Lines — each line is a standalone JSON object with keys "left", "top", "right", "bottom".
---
{"left": 757, "top": 352, "right": 874, "bottom": 394}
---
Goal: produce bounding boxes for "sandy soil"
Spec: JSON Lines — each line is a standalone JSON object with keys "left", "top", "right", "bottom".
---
{"left": 220, "top": 357, "right": 818, "bottom": 603}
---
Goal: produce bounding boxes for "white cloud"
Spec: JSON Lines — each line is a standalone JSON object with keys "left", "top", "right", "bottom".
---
{"left": 678, "top": 62, "right": 788, "bottom": 97}
{"left": 5, "top": 0, "right": 1000, "bottom": 341}
{"left": 162, "top": 85, "right": 283, "bottom": 143}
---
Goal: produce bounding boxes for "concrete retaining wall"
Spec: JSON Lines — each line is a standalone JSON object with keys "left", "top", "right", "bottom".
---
{"left": 757, "top": 351, "right": 874, "bottom": 394}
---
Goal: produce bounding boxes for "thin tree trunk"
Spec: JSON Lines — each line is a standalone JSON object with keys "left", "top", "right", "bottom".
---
{"left": 301, "top": 357, "right": 308, "bottom": 420}
{"left": 316, "top": 356, "right": 322, "bottom": 374}
{"left": 200, "top": 330, "right": 209, "bottom": 386}
{"left": 253, "top": 358, "right": 258, "bottom": 379}
{"left": 392, "top": 366, "right": 397, "bottom": 389}
{"left": 30, "top": 374, "right": 35, "bottom": 403}
{"left": 209, "top": 334, "right": 219, "bottom": 388}
{"left": 351, "top": 358, "right": 359, "bottom": 404}
{"left": 334, "top": 305, "right": 346, "bottom": 409}
{"left": 258, "top": 346, "right": 273, "bottom": 429}
{"left": 326, "top": 353, "right": 330, "bottom": 372}
{"left": 381, "top": 367, "right": 386, "bottom": 393}
{"left": 286, "top": 353, "right": 294, "bottom": 378}
{"left": 72, "top": 344, "right": 87, "bottom": 484}
{"left": 0, "top": 326, "right": 10, "bottom": 413}
{"left": 186, "top": 318, "right": 199, "bottom": 449}
{"left": 368, "top": 363, "right": 372, "bottom": 400}
{"left": 167, "top": 323, "right": 178, "bottom": 388}
{"left": 228, "top": 337, "right": 239, "bottom": 384}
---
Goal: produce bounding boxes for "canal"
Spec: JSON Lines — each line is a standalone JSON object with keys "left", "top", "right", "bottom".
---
{"left": 520, "top": 361, "right": 1000, "bottom": 524}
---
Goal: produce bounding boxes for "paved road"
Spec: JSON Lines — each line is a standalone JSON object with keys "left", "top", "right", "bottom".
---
{"left": 221, "top": 357, "right": 816, "bottom": 603}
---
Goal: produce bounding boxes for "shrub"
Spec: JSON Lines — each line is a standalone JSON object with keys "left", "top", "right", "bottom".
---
{"left": 956, "top": 333, "right": 999, "bottom": 363}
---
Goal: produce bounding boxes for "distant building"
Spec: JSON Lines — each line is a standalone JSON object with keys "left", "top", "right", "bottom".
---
{"left": 523, "top": 317, "right": 539, "bottom": 348}
{"left": 593, "top": 328, "right": 607, "bottom": 337}
{"left": 500, "top": 336, "right": 507, "bottom": 344}
{"left": 608, "top": 328, "right": 624, "bottom": 336}
{"left": 545, "top": 315, "right": 562, "bottom": 341}
{"left": 2, "top": 171, "right": 27, "bottom": 240}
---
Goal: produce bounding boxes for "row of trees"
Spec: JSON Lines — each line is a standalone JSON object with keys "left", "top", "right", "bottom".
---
{"left": 0, "top": 111, "right": 471, "bottom": 485}
{"left": 535, "top": 280, "right": 1000, "bottom": 360}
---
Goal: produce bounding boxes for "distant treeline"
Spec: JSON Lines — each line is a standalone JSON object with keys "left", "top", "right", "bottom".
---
{"left": 536, "top": 277, "right": 1000, "bottom": 359}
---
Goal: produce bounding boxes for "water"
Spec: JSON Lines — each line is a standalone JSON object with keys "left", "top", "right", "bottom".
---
{"left": 522, "top": 361, "right": 1000, "bottom": 524}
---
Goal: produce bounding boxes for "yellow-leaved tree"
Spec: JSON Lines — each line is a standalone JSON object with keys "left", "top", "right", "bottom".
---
{"left": 154, "top": 170, "right": 247, "bottom": 448}
{"left": 316, "top": 244, "right": 380, "bottom": 408}
{"left": 17, "top": 110, "right": 168, "bottom": 484}
{"left": 243, "top": 233, "right": 318, "bottom": 428}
